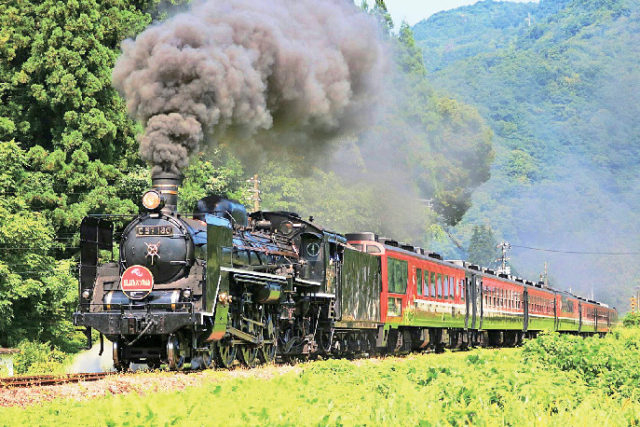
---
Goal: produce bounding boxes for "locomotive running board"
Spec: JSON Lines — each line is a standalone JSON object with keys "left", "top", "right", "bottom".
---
{"left": 228, "top": 326, "right": 260, "bottom": 344}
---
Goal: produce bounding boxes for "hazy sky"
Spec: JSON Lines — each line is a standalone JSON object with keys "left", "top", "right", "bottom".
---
{"left": 382, "top": 0, "right": 538, "bottom": 25}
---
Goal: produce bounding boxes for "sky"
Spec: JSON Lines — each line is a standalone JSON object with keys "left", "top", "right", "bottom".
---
{"left": 381, "top": 0, "right": 537, "bottom": 25}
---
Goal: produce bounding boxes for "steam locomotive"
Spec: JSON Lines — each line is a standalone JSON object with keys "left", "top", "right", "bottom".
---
{"left": 73, "top": 173, "right": 617, "bottom": 370}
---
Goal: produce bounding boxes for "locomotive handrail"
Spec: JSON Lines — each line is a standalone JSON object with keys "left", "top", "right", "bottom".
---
{"left": 294, "top": 278, "right": 321, "bottom": 287}
{"left": 233, "top": 244, "right": 298, "bottom": 258}
{"left": 233, "top": 276, "right": 282, "bottom": 287}
{"left": 222, "top": 266, "right": 289, "bottom": 282}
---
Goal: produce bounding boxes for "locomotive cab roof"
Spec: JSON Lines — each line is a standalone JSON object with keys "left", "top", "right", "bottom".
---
{"left": 194, "top": 195, "right": 248, "bottom": 227}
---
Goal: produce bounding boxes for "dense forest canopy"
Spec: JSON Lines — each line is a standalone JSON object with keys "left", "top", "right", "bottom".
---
{"left": 0, "top": 0, "right": 493, "bottom": 349}
{"left": 414, "top": 0, "right": 640, "bottom": 309}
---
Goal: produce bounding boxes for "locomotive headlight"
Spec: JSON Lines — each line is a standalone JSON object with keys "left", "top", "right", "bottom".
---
{"left": 182, "top": 288, "right": 192, "bottom": 299}
{"left": 142, "top": 190, "right": 164, "bottom": 211}
{"left": 82, "top": 289, "right": 91, "bottom": 299}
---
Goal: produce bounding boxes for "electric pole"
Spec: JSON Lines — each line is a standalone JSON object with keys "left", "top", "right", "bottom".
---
{"left": 496, "top": 241, "right": 511, "bottom": 275}
{"left": 247, "top": 174, "right": 261, "bottom": 212}
{"left": 539, "top": 261, "right": 548, "bottom": 287}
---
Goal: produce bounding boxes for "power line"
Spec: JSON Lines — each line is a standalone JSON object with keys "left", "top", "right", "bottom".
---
{"left": 511, "top": 244, "right": 640, "bottom": 255}
{"left": 0, "top": 247, "right": 79, "bottom": 251}
{"left": 0, "top": 191, "right": 142, "bottom": 196}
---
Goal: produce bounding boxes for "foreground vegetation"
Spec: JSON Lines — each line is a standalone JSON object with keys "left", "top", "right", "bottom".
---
{"left": 2, "top": 329, "right": 640, "bottom": 425}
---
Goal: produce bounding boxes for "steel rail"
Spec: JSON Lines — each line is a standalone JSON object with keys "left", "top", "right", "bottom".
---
{"left": 0, "top": 372, "right": 112, "bottom": 388}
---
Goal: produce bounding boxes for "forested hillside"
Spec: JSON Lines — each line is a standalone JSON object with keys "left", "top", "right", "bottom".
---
{"left": 0, "top": 0, "right": 492, "bottom": 352}
{"left": 414, "top": 0, "right": 640, "bottom": 309}
{"left": 413, "top": 0, "right": 571, "bottom": 71}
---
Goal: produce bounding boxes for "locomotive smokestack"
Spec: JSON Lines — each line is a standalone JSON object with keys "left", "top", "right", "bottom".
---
{"left": 151, "top": 172, "right": 183, "bottom": 213}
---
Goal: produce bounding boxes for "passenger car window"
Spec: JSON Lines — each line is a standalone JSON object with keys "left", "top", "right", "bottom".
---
{"left": 387, "top": 258, "right": 408, "bottom": 294}
{"left": 387, "top": 297, "right": 402, "bottom": 316}
{"left": 430, "top": 272, "right": 436, "bottom": 297}
{"left": 443, "top": 275, "right": 449, "bottom": 299}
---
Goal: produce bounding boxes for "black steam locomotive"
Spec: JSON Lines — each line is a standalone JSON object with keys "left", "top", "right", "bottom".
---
{"left": 74, "top": 172, "right": 379, "bottom": 370}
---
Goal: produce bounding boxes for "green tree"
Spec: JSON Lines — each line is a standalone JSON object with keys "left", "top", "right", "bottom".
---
{"left": 397, "top": 21, "right": 426, "bottom": 76}
{"left": 0, "top": 140, "right": 82, "bottom": 350}
{"left": 386, "top": 23, "right": 494, "bottom": 226}
{"left": 372, "top": 0, "right": 394, "bottom": 33}
{"left": 179, "top": 148, "right": 251, "bottom": 213}
{"left": 0, "top": 0, "right": 153, "bottom": 350}
{"left": 467, "top": 225, "right": 498, "bottom": 268}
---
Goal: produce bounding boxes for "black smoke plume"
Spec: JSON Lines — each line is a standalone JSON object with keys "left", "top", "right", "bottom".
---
{"left": 113, "top": 0, "right": 386, "bottom": 174}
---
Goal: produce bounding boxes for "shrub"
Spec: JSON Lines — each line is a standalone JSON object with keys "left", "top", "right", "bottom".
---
{"left": 523, "top": 329, "right": 640, "bottom": 400}
{"left": 13, "top": 341, "right": 68, "bottom": 375}
{"left": 622, "top": 311, "right": 640, "bottom": 327}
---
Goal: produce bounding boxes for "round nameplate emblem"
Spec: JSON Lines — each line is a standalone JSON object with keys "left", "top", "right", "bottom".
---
{"left": 121, "top": 265, "right": 154, "bottom": 300}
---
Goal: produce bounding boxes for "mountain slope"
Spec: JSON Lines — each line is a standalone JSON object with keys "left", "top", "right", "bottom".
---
{"left": 414, "top": 0, "right": 640, "bottom": 309}
{"left": 413, "top": 0, "right": 571, "bottom": 71}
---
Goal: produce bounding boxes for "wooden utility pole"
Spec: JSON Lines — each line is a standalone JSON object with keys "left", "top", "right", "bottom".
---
{"left": 247, "top": 174, "right": 261, "bottom": 212}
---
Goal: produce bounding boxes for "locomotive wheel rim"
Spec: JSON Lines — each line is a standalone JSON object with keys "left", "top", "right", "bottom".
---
{"left": 214, "top": 338, "right": 236, "bottom": 369}
{"left": 112, "top": 341, "right": 120, "bottom": 368}
{"left": 239, "top": 321, "right": 259, "bottom": 367}
{"left": 167, "top": 336, "right": 184, "bottom": 371}
{"left": 147, "top": 359, "right": 161, "bottom": 370}
{"left": 238, "top": 345, "right": 259, "bottom": 367}
{"left": 259, "top": 315, "right": 277, "bottom": 364}
{"left": 112, "top": 341, "right": 129, "bottom": 372}
{"left": 237, "top": 316, "right": 259, "bottom": 367}
{"left": 203, "top": 343, "right": 215, "bottom": 369}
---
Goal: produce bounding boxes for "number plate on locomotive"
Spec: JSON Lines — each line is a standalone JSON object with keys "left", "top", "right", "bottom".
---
{"left": 136, "top": 225, "right": 173, "bottom": 236}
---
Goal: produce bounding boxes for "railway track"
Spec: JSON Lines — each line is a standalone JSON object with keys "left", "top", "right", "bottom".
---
{"left": 0, "top": 372, "right": 112, "bottom": 388}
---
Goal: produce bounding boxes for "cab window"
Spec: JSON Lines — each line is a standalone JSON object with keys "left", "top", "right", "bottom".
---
{"left": 366, "top": 245, "right": 381, "bottom": 254}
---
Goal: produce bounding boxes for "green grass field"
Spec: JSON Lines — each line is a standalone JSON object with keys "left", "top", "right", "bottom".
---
{"left": 3, "top": 329, "right": 640, "bottom": 426}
